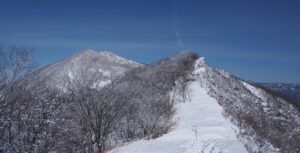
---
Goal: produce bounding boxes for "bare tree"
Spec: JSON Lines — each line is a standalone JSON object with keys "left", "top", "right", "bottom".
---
{"left": 0, "top": 45, "right": 63, "bottom": 153}
{"left": 7, "top": 45, "right": 35, "bottom": 82}
{"left": 66, "top": 85, "right": 128, "bottom": 153}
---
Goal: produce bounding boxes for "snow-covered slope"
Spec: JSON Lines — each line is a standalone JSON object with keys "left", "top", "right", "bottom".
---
{"left": 110, "top": 58, "right": 248, "bottom": 153}
{"left": 190, "top": 58, "right": 300, "bottom": 153}
{"left": 110, "top": 57, "right": 300, "bottom": 153}
{"left": 27, "top": 49, "right": 143, "bottom": 91}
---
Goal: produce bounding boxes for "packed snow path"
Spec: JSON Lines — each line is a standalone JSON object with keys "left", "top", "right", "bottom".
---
{"left": 110, "top": 81, "right": 248, "bottom": 153}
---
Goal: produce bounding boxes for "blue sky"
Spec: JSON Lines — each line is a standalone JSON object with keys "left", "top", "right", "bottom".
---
{"left": 0, "top": 0, "right": 299, "bottom": 83}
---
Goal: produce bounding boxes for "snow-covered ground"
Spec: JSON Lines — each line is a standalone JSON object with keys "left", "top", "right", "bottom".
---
{"left": 241, "top": 81, "right": 265, "bottom": 100}
{"left": 110, "top": 81, "right": 248, "bottom": 153}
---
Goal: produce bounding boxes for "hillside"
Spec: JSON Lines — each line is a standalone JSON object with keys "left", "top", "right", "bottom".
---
{"left": 110, "top": 57, "right": 300, "bottom": 153}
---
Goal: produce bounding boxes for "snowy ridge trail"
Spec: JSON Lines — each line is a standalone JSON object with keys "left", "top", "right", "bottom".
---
{"left": 110, "top": 81, "right": 248, "bottom": 153}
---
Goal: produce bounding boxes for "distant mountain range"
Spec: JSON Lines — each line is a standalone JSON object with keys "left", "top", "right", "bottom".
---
{"left": 256, "top": 82, "right": 300, "bottom": 105}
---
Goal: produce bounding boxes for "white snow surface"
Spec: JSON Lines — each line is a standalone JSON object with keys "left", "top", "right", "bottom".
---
{"left": 110, "top": 81, "right": 248, "bottom": 153}
{"left": 241, "top": 81, "right": 266, "bottom": 101}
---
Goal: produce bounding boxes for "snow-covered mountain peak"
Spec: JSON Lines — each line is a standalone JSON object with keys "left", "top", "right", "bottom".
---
{"left": 71, "top": 49, "right": 141, "bottom": 67}
{"left": 192, "top": 58, "right": 207, "bottom": 77}
{"left": 27, "top": 49, "right": 143, "bottom": 91}
{"left": 194, "top": 57, "right": 207, "bottom": 67}
{"left": 71, "top": 49, "right": 106, "bottom": 59}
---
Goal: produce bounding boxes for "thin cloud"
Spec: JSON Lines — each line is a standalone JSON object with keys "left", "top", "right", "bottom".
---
{"left": 171, "top": 0, "right": 184, "bottom": 48}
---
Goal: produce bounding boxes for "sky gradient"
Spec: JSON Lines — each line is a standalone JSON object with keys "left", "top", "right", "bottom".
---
{"left": 0, "top": 0, "right": 299, "bottom": 83}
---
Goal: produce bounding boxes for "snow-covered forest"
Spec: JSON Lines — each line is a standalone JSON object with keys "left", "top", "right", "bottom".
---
{"left": 0, "top": 46, "right": 299, "bottom": 153}
{"left": 0, "top": 46, "right": 198, "bottom": 152}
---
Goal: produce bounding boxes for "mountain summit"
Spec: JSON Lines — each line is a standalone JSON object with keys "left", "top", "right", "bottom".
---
{"left": 27, "top": 49, "right": 143, "bottom": 90}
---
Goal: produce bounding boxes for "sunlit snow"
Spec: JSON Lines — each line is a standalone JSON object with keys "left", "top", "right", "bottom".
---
{"left": 110, "top": 80, "right": 247, "bottom": 153}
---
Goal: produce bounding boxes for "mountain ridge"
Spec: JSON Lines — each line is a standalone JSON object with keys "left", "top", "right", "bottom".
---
{"left": 3, "top": 50, "right": 299, "bottom": 153}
